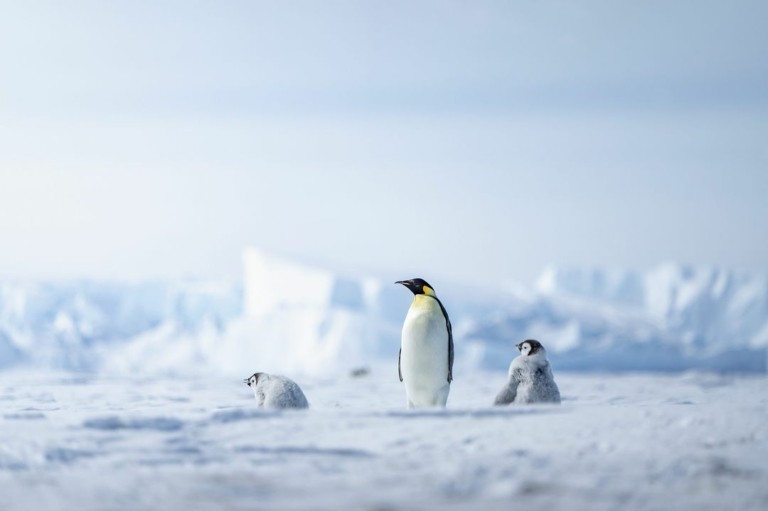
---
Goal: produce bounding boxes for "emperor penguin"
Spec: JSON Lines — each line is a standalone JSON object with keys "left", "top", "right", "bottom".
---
{"left": 396, "top": 278, "right": 454, "bottom": 408}
{"left": 244, "top": 372, "right": 309, "bottom": 409}
{"left": 494, "top": 339, "right": 560, "bottom": 405}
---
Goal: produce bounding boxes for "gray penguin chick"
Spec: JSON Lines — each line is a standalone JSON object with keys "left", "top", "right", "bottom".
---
{"left": 494, "top": 340, "right": 560, "bottom": 405}
{"left": 244, "top": 372, "right": 309, "bottom": 409}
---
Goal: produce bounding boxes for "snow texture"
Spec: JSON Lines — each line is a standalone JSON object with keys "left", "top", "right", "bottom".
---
{"left": 0, "top": 249, "right": 766, "bottom": 376}
{"left": 0, "top": 368, "right": 765, "bottom": 511}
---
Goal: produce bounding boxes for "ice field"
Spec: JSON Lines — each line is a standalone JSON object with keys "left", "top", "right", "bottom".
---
{"left": 1, "top": 367, "right": 765, "bottom": 511}
{"left": 1, "top": 252, "right": 767, "bottom": 509}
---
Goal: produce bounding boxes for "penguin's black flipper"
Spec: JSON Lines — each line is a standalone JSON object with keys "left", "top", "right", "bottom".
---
{"left": 398, "top": 348, "right": 403, "bottom": 382}
{"left": 447, "top": 315, "right": 454, "bottom": 383}
{"left": 433, "top": 296, "right": 454, "bottom": 383}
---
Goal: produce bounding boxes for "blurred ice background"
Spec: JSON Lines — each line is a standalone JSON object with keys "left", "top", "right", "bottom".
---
{"left": 0, "top": 1, "right": 766, "bottom": 375}
{"left": 0, "top": 248, "right": 767, "bottom": 375}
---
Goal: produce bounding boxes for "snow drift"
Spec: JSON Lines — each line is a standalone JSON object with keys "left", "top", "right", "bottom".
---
{"left": 0, "top": 250, "right": 765, "bottom": 375}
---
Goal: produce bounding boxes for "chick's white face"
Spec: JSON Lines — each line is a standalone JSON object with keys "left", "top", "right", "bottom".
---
{"left": 518, "top": 342, "right": 532, "bottom": 356}
{"left": 245, "top": 373, "right": 260, "bottom": 388}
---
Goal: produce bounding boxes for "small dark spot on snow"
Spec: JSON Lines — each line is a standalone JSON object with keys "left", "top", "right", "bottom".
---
{"left": 83, "top": 416, "right": 184, "bottom": 431}
{"left": 3, "top": 412, "right": 46, "bottom": 420}
{"left": 350, "top": 367, "right": 371, "bottom": 378}
{"left": 44, "top": 448, "right": 96, "bottom": 464}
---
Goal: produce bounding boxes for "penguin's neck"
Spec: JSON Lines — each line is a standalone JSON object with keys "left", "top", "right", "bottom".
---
{"left": 412, "top": 294, "right": 439, "bottom": 310}
{"left": 519, "top": 351, "right": 548, "bottom": 366}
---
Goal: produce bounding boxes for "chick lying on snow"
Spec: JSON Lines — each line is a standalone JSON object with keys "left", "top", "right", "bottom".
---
{"left": 244, "top": 372, "right": 309, "bottom": 409}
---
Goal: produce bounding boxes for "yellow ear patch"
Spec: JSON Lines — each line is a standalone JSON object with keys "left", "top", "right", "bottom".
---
{"left": 422, "top": 285, "right": 435, "bottom": 296}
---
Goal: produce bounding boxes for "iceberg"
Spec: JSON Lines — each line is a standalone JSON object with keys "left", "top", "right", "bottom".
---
{"left": 463, "top": 263, "right": 768, "bottom": 372}
{"left": 0, "top": 252, "right": 765, "bottom": 375}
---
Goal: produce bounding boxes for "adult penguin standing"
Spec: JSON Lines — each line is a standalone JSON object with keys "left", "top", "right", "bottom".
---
{"left": 395, "top": 278, "right": 454, "bottom": 408}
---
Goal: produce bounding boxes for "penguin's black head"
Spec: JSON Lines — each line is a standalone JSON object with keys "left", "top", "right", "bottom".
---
{"left": 244, "top": 372, "right": 263, "bottom": 387}
{"left": 516, "top": 339, "right": 544, "bottom": 356}
{"left": 395, "top": 278, "right": 436, "bottom": 296}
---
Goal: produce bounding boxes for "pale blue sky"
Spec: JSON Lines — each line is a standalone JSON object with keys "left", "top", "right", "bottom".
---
{"left": 1, "top": 1, "right": 767, "bottom": 286}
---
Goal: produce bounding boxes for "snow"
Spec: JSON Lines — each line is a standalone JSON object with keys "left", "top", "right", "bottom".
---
{"left": 1, "top": 251, "right": 766, "bottom": 509}
{"left": 0, "top": 368, "right": 765, "bottom": 511}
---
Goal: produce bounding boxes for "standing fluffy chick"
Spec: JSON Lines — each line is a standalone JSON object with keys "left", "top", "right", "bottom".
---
{"left": 494, "top": 339, "right": 560, "bottom": 405}
{"left": 244, "top": 372, "right": 309, "bottom": 409}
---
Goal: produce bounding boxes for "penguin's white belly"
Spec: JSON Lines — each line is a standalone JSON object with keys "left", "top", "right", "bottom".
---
{"left": 401, "top": 301, "right": 450, "bottom": 407}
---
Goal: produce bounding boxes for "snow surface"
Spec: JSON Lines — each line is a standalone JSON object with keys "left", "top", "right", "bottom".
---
{"left": 0, "top": 250, "right": 766, "bottom": 375}
{"left": 2, "top": 252, "right": 766, "bottom": 509}
{"left": 0, "top": 367, "right": 765, "bottom": 511}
